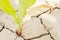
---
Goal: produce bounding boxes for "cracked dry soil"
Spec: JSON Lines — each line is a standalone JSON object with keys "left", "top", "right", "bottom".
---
{"left": 0, "top": 0, "right": 60, "bottom": 40}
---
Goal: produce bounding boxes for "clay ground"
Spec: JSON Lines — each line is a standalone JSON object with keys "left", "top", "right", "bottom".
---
{"left": 0, "top": 0, "right": 60, "bottom": 40}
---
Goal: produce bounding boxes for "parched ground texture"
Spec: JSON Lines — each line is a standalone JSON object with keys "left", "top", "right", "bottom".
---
{"left": 0, "top": 0, "right": 60, "bottom": 40}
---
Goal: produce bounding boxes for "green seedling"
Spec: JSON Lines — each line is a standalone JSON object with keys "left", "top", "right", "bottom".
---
{"left": 0, "top": 0, "right": 36, "bottom": 36}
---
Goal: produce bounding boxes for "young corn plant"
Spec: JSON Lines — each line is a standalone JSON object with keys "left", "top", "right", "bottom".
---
{"left": 0, "top": 0, "right": 36, "bottom": 36}
{"left": 0, "top": 0, "right": 54, "bottom": 36}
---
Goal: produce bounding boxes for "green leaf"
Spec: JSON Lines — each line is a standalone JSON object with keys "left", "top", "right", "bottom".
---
{"left": 17, "top": 0, "right": 36, "bottom": 25}
{"left": 16, "top": 0, "right": 36, "bottom": 34}
{"left": 0, "top": 0, "right": 17, "bottom": 22}
{"left": 19, "top": 0, "right": 36, "bottom": 16}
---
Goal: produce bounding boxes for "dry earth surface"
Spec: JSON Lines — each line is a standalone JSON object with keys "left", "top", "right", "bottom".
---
{"left": 0, "top": 0, "right": 60, "bottom": 40}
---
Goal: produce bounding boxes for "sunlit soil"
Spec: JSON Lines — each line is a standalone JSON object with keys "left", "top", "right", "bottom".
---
{"left": 0, "top": 0, "right": 60, "bottom": 40}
